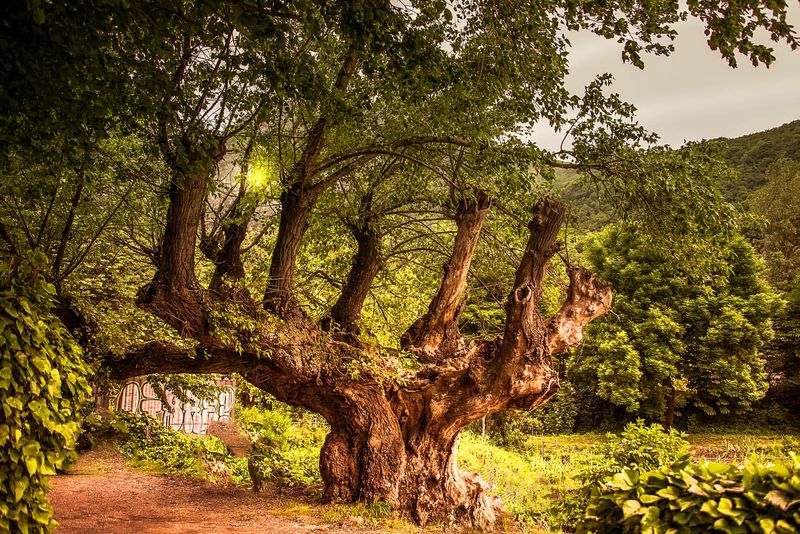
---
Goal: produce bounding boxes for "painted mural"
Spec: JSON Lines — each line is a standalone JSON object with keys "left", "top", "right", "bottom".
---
{"left": 115, "top": 378, "right": 235, "bottom": 434}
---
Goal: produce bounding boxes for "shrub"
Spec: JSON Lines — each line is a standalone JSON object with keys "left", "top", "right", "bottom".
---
{"left": 580, "top": 421, "right": 690, "bottom": 484}
{"left": 112, "top": 411, "right": 206, "bottom": 476}
{"left": 552, "top": 421, "right": 689, "bottom": 529}
{"left": 581, "top": 453, "right": 800, "bottom": 533}
{"left": 237, "top": 405, "right": 326, "bottom": 489}
{"left": 0, "top": 256, "right": 91, "bottom": 533}
{"left": 111, "top": 411, "right": 252, "bottom": 485}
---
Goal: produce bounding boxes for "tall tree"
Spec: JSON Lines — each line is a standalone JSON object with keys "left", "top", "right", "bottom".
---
{"left": 565, "top": 227, "right": 782, "bottom": 430}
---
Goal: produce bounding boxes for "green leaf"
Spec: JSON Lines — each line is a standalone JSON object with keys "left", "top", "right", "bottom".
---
{"left": 656, "top": 485, "right": 681, "bottom": 500}
{"left": 640, "top": 493, "right": 663, "bottom": 504}
{"left": 622, "top": 499, "right": 643, "bottom": 518}
{"left": 13, "top": 478, "right": 28, "bottom": 502}
{"left": 31, "top": 505, "right": 50, "bottom": 524}
{"left": 24, "top": 457, "right": 37, "bottom": 476}
{"left": 700, "top": 500, "right": 722, "bottom": 518}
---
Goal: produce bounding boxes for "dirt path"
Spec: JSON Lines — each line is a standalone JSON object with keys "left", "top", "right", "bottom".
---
{"left": 50, "top": 446, "right": 402, "bottom": 533}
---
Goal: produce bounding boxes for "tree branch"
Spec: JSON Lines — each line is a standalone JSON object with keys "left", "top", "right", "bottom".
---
{"left": 546, "top": 265, "right": 612, "bottom": 354}
{"left": 401, "top": 190, "right": 492, "bottom": 361}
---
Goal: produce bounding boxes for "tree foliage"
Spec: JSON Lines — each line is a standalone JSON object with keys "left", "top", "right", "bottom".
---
{"left": 1, "top": 0, "right": 798, "bottom": 528}
{"left": 750, "top": 159, "right": 800, "bottom": 291}
{"left": 563, "top": 227, "right": 783, "bottom": 428}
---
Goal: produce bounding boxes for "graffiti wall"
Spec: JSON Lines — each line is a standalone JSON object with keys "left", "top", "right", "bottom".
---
{"left": 115, "top": 378, "right": 235, "bottom": 435}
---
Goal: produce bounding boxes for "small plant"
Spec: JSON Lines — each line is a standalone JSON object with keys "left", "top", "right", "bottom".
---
{"left": 238, "top": 404, "right": 325, "bottom": 490}
{"left": 580, "top": 420, "right": 690, "bottom": 484}
{"left": 112, "top": 412, "right": 206, "bottom": 476}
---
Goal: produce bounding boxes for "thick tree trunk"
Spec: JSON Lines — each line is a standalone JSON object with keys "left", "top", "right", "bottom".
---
{"left": 263, "top": 186, "right": 313, "bottom": 314}
{"left": 137, "top": 163, "right": 213, "bottom": 337}
{"left": 209, "top": 215, "right": 249, "bottom": 290}
{"left": 264, "top": 44, "right": 358, "bottom": 315}
{"left": 122, "top": 195, "right": 613, "bottom": 531}
{"left": 315, "top": 383, "right": 500, "bottom": 529}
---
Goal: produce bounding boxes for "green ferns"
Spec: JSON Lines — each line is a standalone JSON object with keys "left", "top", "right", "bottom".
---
{"left": 0, "top": 256, "right": 90, "bottom": 533}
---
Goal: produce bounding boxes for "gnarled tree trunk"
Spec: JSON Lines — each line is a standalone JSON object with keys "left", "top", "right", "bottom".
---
{"left": 115, "top": 52, "right": 611, "bottom": 526}
{"left": 117, "top": 188, "right": 612, "bottom": 530}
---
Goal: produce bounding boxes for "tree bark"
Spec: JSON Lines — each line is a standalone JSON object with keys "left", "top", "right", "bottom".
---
{"left": 263, "top": 43, "right": 359, "bottom": 315}
{"left": 137, "top": 159, "right": 216, "bottom": 338}
{"left": 205, "top": 138, "right": 256, "bottom": 294}
{"left": 263, "top": 185, "right": 315, "bottom": 314}
{"left": 322, "top": 225, "right": 383, "bottom": 334}
{"left": 401, "top": 191, "right": 491, "bottom": 361}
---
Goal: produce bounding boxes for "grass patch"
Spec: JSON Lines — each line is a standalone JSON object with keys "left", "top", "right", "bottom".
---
{"left": 686, "top": 433, "right": 799, "bottom": 463}
{"left": 268, "top": 503, "right": 314, "bottom": 518}
{"left": 459, "top": 431, "right": 591, "bottom": 530}
{"left": 320, "top": 501, "right": 418, "bottom": 531}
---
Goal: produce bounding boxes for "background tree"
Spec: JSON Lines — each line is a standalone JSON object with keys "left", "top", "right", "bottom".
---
{"left": 559, "top": 227, "right": 782, "bottom": 430}
{"left": 750, "top": 159, "right": 800, "bottom": 290}
{"left": 750, "top": 159, "right": 800, "bottom": 425}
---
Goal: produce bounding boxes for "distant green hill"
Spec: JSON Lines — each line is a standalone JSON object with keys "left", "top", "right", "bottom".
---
{"left": 556, "top": 119, "right": 800, "bottom": 231}
{"left": 716, "top": 119, "right": 800, "bottom": 202}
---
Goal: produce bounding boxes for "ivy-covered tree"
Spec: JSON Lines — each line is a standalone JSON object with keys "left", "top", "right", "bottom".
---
{"left": 2, "top": 0, "right": 798, "bottom": 529}
{"left": 563, "top": 227, "right": 783, "bottom": 430}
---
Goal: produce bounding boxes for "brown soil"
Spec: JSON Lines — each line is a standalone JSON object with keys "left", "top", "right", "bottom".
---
{"left": 50, "top": 445, "right": 411, "bottom": 533}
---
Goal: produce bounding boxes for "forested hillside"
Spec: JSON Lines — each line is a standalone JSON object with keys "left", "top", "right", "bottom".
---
{"left": 719, "top": 119, "right": 800, "bottom": 202}
{"left": 557, "top": 119, "right": 800, "bottom": 232}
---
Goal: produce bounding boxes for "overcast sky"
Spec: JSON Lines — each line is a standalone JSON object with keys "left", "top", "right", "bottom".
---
{"left": 531, "top": 7, "right": 800, "bottom": 151}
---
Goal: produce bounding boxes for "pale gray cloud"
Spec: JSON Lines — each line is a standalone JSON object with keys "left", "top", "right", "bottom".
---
{"left": 532, "top": 7, "right": 800, "bottom": 150}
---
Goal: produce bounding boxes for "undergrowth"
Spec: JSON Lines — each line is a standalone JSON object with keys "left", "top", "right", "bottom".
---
{"left": 87, "top": 403, "right": 800, "bottom": 533}
{"left": 109, "top": 411, "right": 244, "bottom": 483}
{"left": 96, "top": 406, "right": 326, "bottom": 490}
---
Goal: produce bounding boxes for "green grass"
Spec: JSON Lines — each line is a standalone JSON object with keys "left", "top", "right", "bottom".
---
{"left": 459, "top": 431, "right": 594, "bottom": 531}
{"left": 686, "top": 433, "right": 799, "bottom": 464}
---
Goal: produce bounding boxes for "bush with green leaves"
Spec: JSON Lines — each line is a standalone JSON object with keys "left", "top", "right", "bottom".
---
{"left": 237, "top": 404, "right": 326, "bottom": 489}
{"left": 0, "top": 256, "right": 91, "bottom": 533}
{"left": 581, "top": 453, "right": 800, "bottom": 533}
{"left": 580, "top": 421, "right": 691, "bottom": 484}
{"left": 552, "top": 421, "right": 690, "bottom": 529}
{"left": 112, "top": 411, "right": 207, "bottom": 476}
{"left": 110, "top": 411, "right": 255, "bottom": 485}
